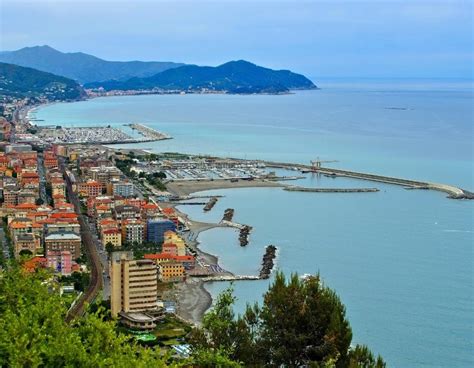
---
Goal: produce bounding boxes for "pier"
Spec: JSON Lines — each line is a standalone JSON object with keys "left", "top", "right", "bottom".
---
{"left": 264, "top": 161, "right": 473, "bottom": 199}
{"left": 221, "top": 220, "right": 247, "bottom": 229}
{"left": 126, "top": 123, "right": 172, "bottom": 140}
{"left": 198, "top": 275, "right": 261, "bottom": 282}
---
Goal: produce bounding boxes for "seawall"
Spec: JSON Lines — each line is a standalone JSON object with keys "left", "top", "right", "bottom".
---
{"left": 263, "top": 161, "right": 473, "bottom": 200}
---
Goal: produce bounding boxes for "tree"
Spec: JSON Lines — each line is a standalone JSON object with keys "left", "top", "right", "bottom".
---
{"left": 191, "top": 273, "right": 385, "bottom": 368}
{"left": 0, "top": 266, "right": 172, "bottom": 367}
{"left": 105, "top": 242, "right": 115, "bottom": 254}
{"left": 35, "top": 198, "right": 44, "bottom": 205}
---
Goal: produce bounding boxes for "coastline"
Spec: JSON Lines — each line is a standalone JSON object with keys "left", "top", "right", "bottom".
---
{"left": 166, "top": 178, "right": 284, "bottom": 197}
{"left": 165, "top": 178, "right": 284, "bottom": 325}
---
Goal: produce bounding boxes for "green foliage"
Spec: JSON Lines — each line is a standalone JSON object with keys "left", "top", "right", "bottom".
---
{"left": 0, "top": 62, "right": 84, "bottom": 100}
{"left": 347, "top": 345, "right": 386, "bottom": 368}
{"left": 0, "top": 266, "right": 174, "bottom": 367}
{"left": 59, "top": 271, "right": 90, "bottom": 292}
{"left": 105, "top": 242, "right": 115, "bottom": 254}
{"left": 191, "top": 272, "right": 385, "bottom": 368}
{"left": 146, "top": 174, "right": 167, "bottom": 191}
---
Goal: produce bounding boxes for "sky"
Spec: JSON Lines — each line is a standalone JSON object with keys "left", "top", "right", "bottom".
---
{"left": 0, "top": 0, "right": 472, "bottom": 78}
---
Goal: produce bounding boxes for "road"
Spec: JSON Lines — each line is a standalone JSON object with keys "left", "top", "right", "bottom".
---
{"left": 37, "top": 154, "right": 49, "bottom": 204}
{"left": 88, "top": 218, "right": 110, "bottom": 300}
{"left": 62, "top": 160, "right": 104, "bottom": 322}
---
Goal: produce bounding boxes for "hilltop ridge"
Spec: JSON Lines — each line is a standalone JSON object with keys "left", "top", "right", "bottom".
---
{"left": 85, "top": 59, "right": 317, "bottom": 93}
{"left": 0, "top": 45, "right": 184, "bottom": 84}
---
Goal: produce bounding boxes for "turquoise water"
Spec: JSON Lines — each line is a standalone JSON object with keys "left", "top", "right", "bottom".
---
{"left": 36, "top": 79, "right": 473, "bottom": 367}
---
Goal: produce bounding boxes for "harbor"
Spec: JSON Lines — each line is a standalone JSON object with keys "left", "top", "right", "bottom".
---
{"left": 126, "top": 123, "right": 172, "bottom": 140}
{"left": 263, "top": 160, "right": 474, "bottom": 200}
{"left": 32, "top": 123, "right": 172, "bottom": 145}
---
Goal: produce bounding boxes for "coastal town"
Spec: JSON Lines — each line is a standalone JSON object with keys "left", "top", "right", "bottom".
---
{"left": 0, "top": 106, "right": 282, "bottom": 350}
{"left": 1, "top": 91, "right": 472, "bottom": 360}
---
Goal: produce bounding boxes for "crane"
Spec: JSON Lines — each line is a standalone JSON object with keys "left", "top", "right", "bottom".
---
{"left": 310, "top": 157, "right": 339, "bottom": 170}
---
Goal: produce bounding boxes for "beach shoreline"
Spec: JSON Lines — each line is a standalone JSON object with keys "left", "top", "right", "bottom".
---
{"left": 165, "top": 178, "right": 284, "bottom": 325}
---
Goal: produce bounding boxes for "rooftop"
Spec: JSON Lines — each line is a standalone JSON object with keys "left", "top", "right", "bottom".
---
{"left": 45, "top": 232, "right": 81, "bottom": 241}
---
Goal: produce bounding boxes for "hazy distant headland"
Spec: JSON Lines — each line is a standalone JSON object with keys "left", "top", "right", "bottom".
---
{"left": 0, "top": 62, "right": 85, "bottom": 100}
{"left": 0, "top": 46, "right": 317, "bottom": 95}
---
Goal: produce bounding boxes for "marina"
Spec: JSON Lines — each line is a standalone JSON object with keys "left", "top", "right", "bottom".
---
{"left": 34, "top": 123, "right": 171, "bottom": 145}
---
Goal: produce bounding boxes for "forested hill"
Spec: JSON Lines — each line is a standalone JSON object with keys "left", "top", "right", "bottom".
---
{"left": 0, "top": 62, "right": 85, "bottom": 100}
{"left": 85, "top": 60, "right": 317, "bottom": 93}
{"left": 0, "top": 45, "right": 184, "bottom": 84}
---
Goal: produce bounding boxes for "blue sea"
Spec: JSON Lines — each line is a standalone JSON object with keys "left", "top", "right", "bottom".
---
{"left": 35, "top": 78, "right": 473, "bottom": 367}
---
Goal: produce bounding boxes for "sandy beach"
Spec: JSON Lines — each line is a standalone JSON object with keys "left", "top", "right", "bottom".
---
{"left": 166, "top": 178, "right": 285, "bottom": 197}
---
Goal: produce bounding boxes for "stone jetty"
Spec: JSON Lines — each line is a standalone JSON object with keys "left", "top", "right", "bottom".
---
{"left": 203, "top": 197, "right": 218, "bottom": 211}
{"left": 239, "top": 225, "right": 252, "bottom": 246}
{"left": 222, "top": 208, "right": 235, "bottom": 221}
{"left": 260, "top": 245, "right": 277, "bottom": 279}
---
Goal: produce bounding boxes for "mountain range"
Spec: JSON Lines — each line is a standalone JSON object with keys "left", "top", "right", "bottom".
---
{"left": 0, "top": 46, "right": 184, "bottom": 84}
{"left": 85, "top": 60, "right": 317, "bottom": 93}
{"left": 0, "top": 45, "right": 317, "bottom": 95}
{"left": 0, "top": 62, "right": 84, "bottom": 100}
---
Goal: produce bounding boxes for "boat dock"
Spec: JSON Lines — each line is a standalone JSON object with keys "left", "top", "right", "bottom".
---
{"left": 264, "top": 161, "right": 473, "bottom": 199}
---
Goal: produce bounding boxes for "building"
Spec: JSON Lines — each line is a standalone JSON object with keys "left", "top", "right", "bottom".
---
{"left": 146, "top": 219, "right": 176, "bottom": 244}
{"left": 45, "top": 232, "right": 81, "bottom": 259}
{"left": 78, "top": 180, "right": 103, "bottom": 198}
{"left": 144, "top": 253, "right": 195, "bottom": 270}
{"left": 162, "top": 231, "right": 186, "bottom": 256}
{"left": 158, "top": 261, "right": 185, "bottom": 282}
{"left": 3, "top": 188, "right": 18, "bottom": 206}
{"left": 88, "top": 166, "right": 122, "bottom": 185}
{"left": 122, "top": 219, "right": 144, "bottom": 245}
{"left": 102, "top": 228, "right": 122, "bottom": 248}
{"left": 51, "top": 178, "right": 66, "bottom": 197}
{"left": 46, "top": 251, "right": 73, "bottom": 276}
{"left": 20, "top": 172, "right": 40, "bottom": 188}
{"left": 43, "top": 151, "right": 58, "bottom": 169}
{"left": 110, "top": 251, "right": 158, "bottom": 317}
{"left": 0, "top": 119, "right": 11, "bottom": 140}
{"left": 118, "top": 312, "right": 159, "bottom": 331}
{"left": 114, "top": 204, "right": 141, "bottom": 222}
{"left": 5, "top": 144, "right": 32, "bottom": 153}
{"left": 112, "top": 181, "right": 134, "bottom": 198}
{"left": 17, "top": 191, "right": 36, "bottom": 205}
{"left": 14, "top": 233, "right": 41, "bottom": 257}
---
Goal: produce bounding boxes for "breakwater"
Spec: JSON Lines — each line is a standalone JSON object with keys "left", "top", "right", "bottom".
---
{"left": 222, "top": 208, "right": 235, "bottom": 222}
{"left": 260, "top": 245, "right": 277, "bottom": 279}
{"left": 126, "top": 123, "right": 172, "bottom": 140}
{"left": 284, "top": 186, "right": 379, "bottom": 193}
{"left": 203, "top": 197, "right": 218, "bottom": 211}
{"left": 239, "top": 225, "right": 252, "bottom": 246}
{"left": 263, "top": 161, "right": 473, "bottom": 199}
